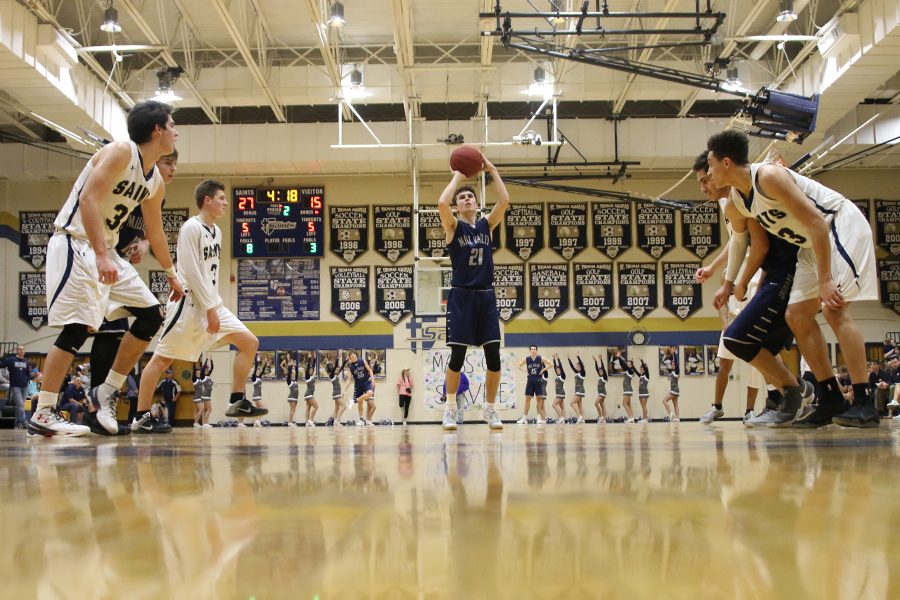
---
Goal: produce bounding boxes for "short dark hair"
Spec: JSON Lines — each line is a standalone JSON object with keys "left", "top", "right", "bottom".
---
{"left": 530, "top": 344, "right": 538, "bottom": 351}
{"left": 127, "top": 100, "right": 174, "bottom": 145}
{"left": 692, "top": 151, "right": 709, "bottom": 173}
{"left": 453, "top": 185, "right": 477, "bottom": 205}
{"left": 159, "top": 148, "right": 178, "bottom": 161}
{"left": 707, "top": 130, "right": 749, "bottom": 166}
{"left": 194, "top": 179, "right": 225, "bottom": 209}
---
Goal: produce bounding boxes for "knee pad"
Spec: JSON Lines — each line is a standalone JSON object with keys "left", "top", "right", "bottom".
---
{"left": 722, "top": 336, "right": 760, "bottom": 363}
{"left": 128, "top": 305, "right": 164, "bottom": 341}
{"left": 483, "top": 341, "right": 501, "bottom": 372}
{"left": 54, "top": 324, "right": 91, "bottom": 354}
{"left": 448, "top": 345, "right": 468, "bottom": 372}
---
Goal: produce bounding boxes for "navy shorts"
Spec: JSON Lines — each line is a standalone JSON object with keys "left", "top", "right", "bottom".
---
{"left": 354, "top": 381, "right": 373, "bottom": 399}
{"left": 446, "top": 287, "right": 501, "bottom": 347}
{"left": 525, "top": 379, "right": 542, "bottom": 397}
{"left": 724, "top": 270, "right": 795, "bottom": 359}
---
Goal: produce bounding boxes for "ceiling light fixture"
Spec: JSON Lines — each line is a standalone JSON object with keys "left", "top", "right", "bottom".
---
{"left": 328, "top": 1, "right": 346, "bottom": 28}
{"left": 155, "top": 66, "right": 184, "bottom": 103}
{"left": 776, "top": 0, "right": 798, "bottom": 23}
{"left": 100, "top": 1, "right": 123, "bottom": 33}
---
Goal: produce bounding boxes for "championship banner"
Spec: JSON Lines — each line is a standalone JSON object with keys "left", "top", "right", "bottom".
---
{"left": 618, "top": 262, "right": 657, "bottom": 321}
{"left": 681, "top": 203, "right": 721, "bottom": 260}
{"left": 331, "top": 266, "right": 370, "bottom": 325}
{"left": 18, "top": 211, "right": 55, "bottom": 269}
{"left": 636, "top": 202, "right": 676, "bottom": 259}
{"left": 493, "top": 264, "right": 526, "bottom": 322}
{"left": 330, "top": 206, "right": 369, "bottom": 263}
{"left": 548, "top": 202, "right": 588, "bottom": 260}
{"left": 662, "top": 261, "right": 702, "bottom": 320}
{"left": 418, "top": 204, "right": 448, "bottom": 258}
{"left": 591, "top": 201, "right": 632, "bottom": 259}
{"left": 878, "top": 257, "right": 900, "bottom": 317}
{"left": 573, "top": 262, "right": 614, "bottom": 321}
{"left": 505, "top": 203, "right": 544, "bottom": 261}
{"left": 148, "top": 271, "right": 171, "bottom": 305}
{"left": 161, "top": 208, "right": 188, "bottom": 258}
{"left": 529, "top": 263, "right": 569, "bottom": 322}
{"left": 19, "top": 272, "right": 47, "bottom": 330}
{"left": 374, "top": 266, "right": 414, "bottom": 324}
{"left": 874, "top": 200, "right": 900, "bottom": 256}
{"left": 373, "top": 205, "right": 412, "bottom": 262}
{"left": 423, "top": 348, "right": 517, "bottom": 410}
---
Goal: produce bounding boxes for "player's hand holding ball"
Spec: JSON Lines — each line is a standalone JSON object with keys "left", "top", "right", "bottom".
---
{"left": 450, "top": 146, "right": 485, "bottom": 178}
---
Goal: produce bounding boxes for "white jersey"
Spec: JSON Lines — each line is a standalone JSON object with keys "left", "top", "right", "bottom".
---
{"left": 731, "top": 163, "right": 846, "bottom": 248}
{"left": 176, "top": 216, "right": 223, "bottom": 311}
{"left": 54, "top": 142, "right": 162, "bottom": 248}
{"left": 718, "top": 197, "right": 733, "bottom": 238}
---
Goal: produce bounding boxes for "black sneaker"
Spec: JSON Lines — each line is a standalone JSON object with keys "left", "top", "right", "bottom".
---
{"left": 225, "top": 397, "right": 269, "bottom": 418}
{"left": 793, "top": 399, "right": 849, "bottom": 429}
{"left": 84, "top": 411, "right": 132, "bottom": 436}
{"left": 131, "top": 412, "right": 173, "bottom": 434}
{"left": 832, "top": 400, "right": 880, "bottom": 428}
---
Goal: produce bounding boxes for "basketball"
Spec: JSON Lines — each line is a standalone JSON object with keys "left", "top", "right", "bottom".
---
{"left": 450, "top": 146, "right": 484, "bottom": 177}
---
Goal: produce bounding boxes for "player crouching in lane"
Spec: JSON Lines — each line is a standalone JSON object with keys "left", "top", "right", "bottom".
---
{"left": 132, "top": 180, "right": 267, "bottom": 433}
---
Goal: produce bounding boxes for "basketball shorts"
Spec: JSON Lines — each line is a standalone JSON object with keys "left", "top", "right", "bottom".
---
{"left": 47, "top": 234, "right": 158, "bottom": 330}
{"left": 723, "top": 270, "right": 795, "bottom": 361}
{"left": 446, "top": 287, "right": 501, "bottom": 347}
{"left": 789, "top": 205, "right": 878, "bottom": 304}
{"left": 525, "top": 379, "right": 542, "bottom": 397}
{"left": 156, "top": 296, "right": 249, "bottom": 362}
{"left": 354, "top": 382, "right": 373, "bottom": 400}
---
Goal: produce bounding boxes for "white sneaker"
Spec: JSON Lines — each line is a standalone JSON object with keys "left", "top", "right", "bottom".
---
{"left": 28, "top": 407, "right": 90, "bottom": 437}
{"left": 625, "top": 418, "right": 635, "bottom": 423}
{"left": 93, "top": 386, "right": 120, "bottom": 434}
{"left": 306, "top": 420, "right": 316, "bottom": 427}
{"left": 535, "top": 417, "right": 546, "bottom": 425}
{"left": 484, "top": 406, "right": 503, "bottom": 430}
{"left": 237, "top": 422, "right": 247, "bottom": 428}
{"left": 576, "top": 416, "right": 585, "bottom": 424}
{"left": 596, "top": 416, "right": 606, "bottom": 424}
{"left": 516, "top": 415, "right": 528, "bottom": 425}
{"left": 699, "top": 406, "right": 724, "bottom": 424}
{"left": 253, "top": 420, "right": 262, "bottom": 427}
{"left": 366, "top": 419, "right": 375, "bottom": 428}
{"left": 671, "top": 416, "right": 680, "bottom": 422}
{"left": 193, "top": 422, "right": 201, "bottom": 428}
{"left": 356, "top": 419, "right": 366, "bottom": 427}
{"left": 893, "top": 414, "right": 900, "bottom": 420}
{"left": 202, "top": 423, "right": 212, "bottom": 428}
{"left": 288, "top": 421, "right": 297, "bottom": 427}
{"left": 442, "top": 408, "right": 458, "bottom": 431}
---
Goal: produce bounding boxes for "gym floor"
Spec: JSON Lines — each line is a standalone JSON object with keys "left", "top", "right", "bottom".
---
{"left": 2, "top": 422, "right": 899, "bottom": 599}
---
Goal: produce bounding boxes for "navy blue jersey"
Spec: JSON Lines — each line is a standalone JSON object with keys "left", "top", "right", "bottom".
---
{"left": 1, "top": 356, "right": 33, "bottom": 388}
{"left": 761, "top": 232, "right": 799, "bottom": 279}
{"left": 526, "top": 356, "right": 544, "bottom": 380}
{"left": 449, "top": 217, "right": 494, "bottom": 289}
{"left": 349, "top": 359, "right": 371, "bottom": 384}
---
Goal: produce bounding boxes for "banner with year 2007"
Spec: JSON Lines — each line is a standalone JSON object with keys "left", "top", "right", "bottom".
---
{"left": 618, "top": 262, "right": 657, "bottom": 321}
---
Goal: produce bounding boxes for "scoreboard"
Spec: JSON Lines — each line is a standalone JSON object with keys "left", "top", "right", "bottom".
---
{"left": 232, "top": 187, "right": 324, "bottom": 258}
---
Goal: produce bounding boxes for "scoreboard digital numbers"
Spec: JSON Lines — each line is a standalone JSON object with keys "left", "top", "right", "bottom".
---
{"left": 232, "top": 187, "right": 325, "bottom": 258}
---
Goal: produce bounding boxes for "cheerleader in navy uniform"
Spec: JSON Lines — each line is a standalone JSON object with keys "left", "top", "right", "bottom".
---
{"left": 661, "top": 359, "right": 680, "bottom": 422}
{"left": 568, "top": 355, "right": 587, "bottom": 424}
{"left": 302, "top": 359, "right": 318, "bottom": 427}
{"left": 637, "top": 359, "right": 650, "bottom": 421}
{"left": 594, "top": 355, "right": 608, "bottom": 423}
{"left": 285, "top": 359, "right": 300, "bottom": 426}
{"left": 550, "top": 354, "right": 567, "bottom": 424}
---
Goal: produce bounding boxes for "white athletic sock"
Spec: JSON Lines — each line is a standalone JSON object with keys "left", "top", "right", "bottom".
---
{"left": 37, "top": 390, "right": 58, "bottom": 411}
{"left": 103, "top": 370, "right": 127, "bottom": 391}
{"left": 446, "top": 393, "right": 457, "bottom": 410}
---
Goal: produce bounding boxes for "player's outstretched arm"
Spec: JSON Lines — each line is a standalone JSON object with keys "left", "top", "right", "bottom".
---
{"left": 438, "top": 171, "right": 465, "bottom": 241}
{"left": 484, "top": 157, "right": 510, "bottom": 231}
{"left": 734, "top": 219, "right": 769, "bottom": 301}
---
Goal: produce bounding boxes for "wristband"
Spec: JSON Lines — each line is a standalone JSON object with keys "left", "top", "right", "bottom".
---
{"left": 164, "top": 266, "right": 177, "bottom": 278}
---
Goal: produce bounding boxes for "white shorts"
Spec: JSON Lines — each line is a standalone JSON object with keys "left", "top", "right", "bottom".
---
{"left": 717, "top": 330, "right": 736, "bottom": 361}
{"left": 747, "top": 364, "right": 765, "bottom": 390}
{"left": 46, "top": 234, "right": 158, "bottom": 330}
{"left": 155, "top": 297, "right": 249, "bottom": 362}
{"left": 789, "top": 206, "right": 878, "bottom": 304}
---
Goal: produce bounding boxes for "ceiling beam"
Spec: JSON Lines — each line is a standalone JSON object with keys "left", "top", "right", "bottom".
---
{"left": 302, "top": 0, "right": 351, "bottom": 119}
{"left": 477, "top": 0, "right": 495, "bottom": 117}
{"left": 389, "top": 0, "right": 419, "bottom": 120}
{"left": 209, "top": 0, "right": 286, "bottom": 122}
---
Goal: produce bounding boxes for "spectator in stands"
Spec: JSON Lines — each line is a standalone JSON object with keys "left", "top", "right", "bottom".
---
{"left": 884, "top": 338, "right": 898, "bottom": 361}
{"left": 156, "top": 369, "right": 181, "bottom": 427}
{"left": 836, "top": 366, "right": 852, "bottom": 401}
{"left": 885, "top": 356, "right": 900, "bottom": 418}
{"left": 0, "top": 345, "right": 34, "bottom": 428}
{"left": 60, "top": 376, "right": 88, "bottom": 424}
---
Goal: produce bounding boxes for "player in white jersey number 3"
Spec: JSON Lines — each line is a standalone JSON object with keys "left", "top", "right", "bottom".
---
{"left": 133, "top": 180, "right": 267, "bottom": 433}
{"left": 29, "top": 100, "right": 185, "bottom": 438}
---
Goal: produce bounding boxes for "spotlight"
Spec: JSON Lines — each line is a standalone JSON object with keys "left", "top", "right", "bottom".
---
{"left": 725, "top": 66, "right": 741, "bottom": 88}
{"left": 100, "top": 1, "right": 122, "bottom": 33}
{"left": 533, "top": 67, "right": 546, "bottom": 84}
{"left": 328, "top": 1, "right": 346, "bottom": 28}
{"left": 349, "top": 66, "right": 363, "bottom": 88}
{"left": 776, "top": 0, "right": 798, "bottom": 23}
{"left": 155, "top": 66, "right": 184, "bottom": 103}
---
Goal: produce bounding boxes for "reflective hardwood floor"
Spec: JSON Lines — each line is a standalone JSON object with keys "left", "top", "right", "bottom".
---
{"left": 1, "top": 421, "right": 899, "bottom": 599}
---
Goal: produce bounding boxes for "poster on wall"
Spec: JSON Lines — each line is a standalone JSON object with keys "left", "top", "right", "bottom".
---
{"left": 364, "top": 349, "right": 387, "bottom": 380}
{"left": 423, "top": 348, "right": 517, "bottom": 410}
{"left": 255, "top": 351, "right": 276, "bottom": 380}
{"left": 681, "top": 203, "right": 721, "bottom": 259}
{"left": 19, "top": 272, "right": 47, "bottom": 330}
{"left": 548, "top": 202, "right": 588, "bottom": 260}
{"left": 331, "top": 266, "right": 370, "bottom": 325}
{"left": 237, "top": 258, "right": 320, "bottom": 321}
{"left": 330, "top": 206, "right": 369, "bottom": 263}
{"left": 659, "top": 346, "right": 679, "bottom": 376}
{"left": 529, "top": 263, "right": 569, "bottom": 322}
{"left": 875, "top": 200, "right": 900, "bottom": 256}
{"left": 706, "top": 345, "right": 721, "bottom": 375}
{"left": 373, "top": 205, "right": 413, "bottom": 262}
{"left": 148, "top": 271, "right": 171, "bottom": 305}
{"left": 505, "top": 203, "right": 544, "bottom": 261}
{"left": 161, "top": 208, "right": 189, "bottom": 258}
{"left": 606, "top": 347, "right": 628, "bottom": 376}
{"left": 636, "top": 202, "right": 676, "bottom": 259}
{"left": 418, "top": 204, "right": 448, "bottom": 258}
{"left": 592, "top": 201, "right": 632, "bottom": 259}
{"left": 492, "top": 264, "right": 526, "bottom": 322}
{"left": 684, "top": 345, "right": 706, "bottom": 375}
{"left": 662, "top": 261, "right": 702, "bottom": 320}
{"left": 374, "top": 266, "right": 414, "bottom": 324}
{"left": 618, "top": 262, "right": 658, "bottom": 321}
{"left": 878, "top": 257, "right": 900, "bottom": 317}
{"left": 18, "top": 211, "right": 55, "bottom": 269}
{"left": 573, "top": 262, "right": 614, "bottom": 321}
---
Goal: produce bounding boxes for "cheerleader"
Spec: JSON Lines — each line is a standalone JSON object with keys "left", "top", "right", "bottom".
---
{"left": 285, "top": 359, "right": 300, "bottom": 425}
{"left": 241, "top": 354, "right": 267, "bottom": 427}
{"left": 201, "top": 358, "right": 214, "bottom": 427}
{"left": 567, "top": 355, "right": 587, "bottom": 423}
{"left": 637, "top": 359, "right": 650, "bottom": 421}
{"left": 613, "top": 353, "right": 636, "bottom": 423}
{"left": 191, "top": 363, "right": 207, "bottom": 428}
{"left": 302, "top": 359, "right": 318, "bottom": 426}
{"left": 661, "top": 359, "right": 680, "bottom": 422}
{"left": 550, "top": 354, "right": 567, "bottom": 423}
{"left": 594, "top": 355, "right": 608, "bottom": 423}
{"left": 329, "top": 351, "right": 348, "bottom": 425}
